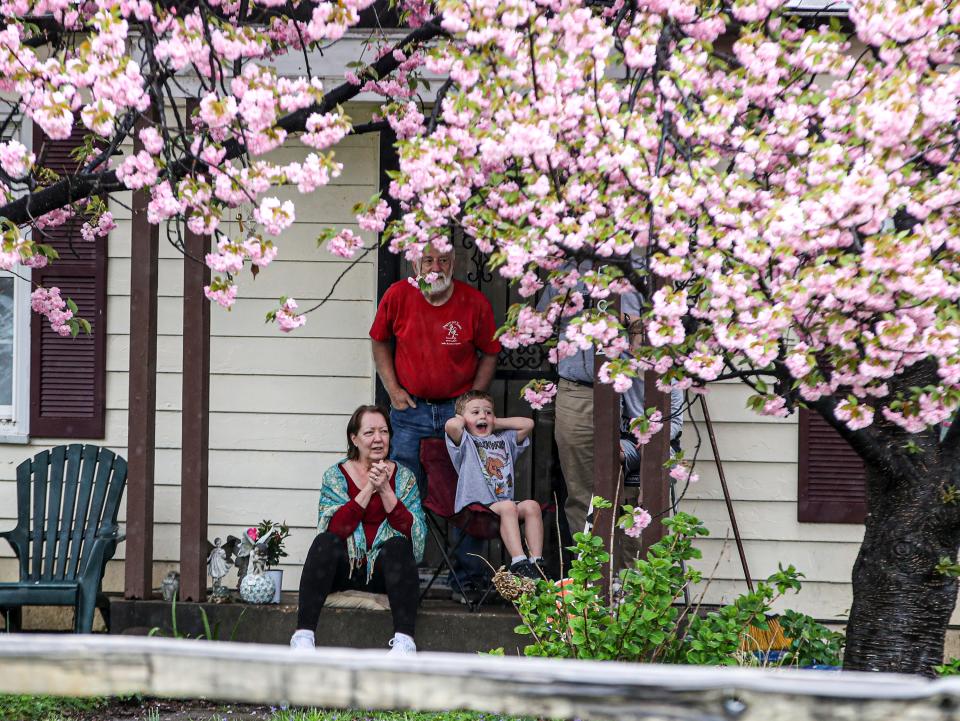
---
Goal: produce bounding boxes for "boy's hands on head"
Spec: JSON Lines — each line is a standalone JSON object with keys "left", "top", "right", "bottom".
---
{"left": 445, "top": 414, "right": 466, "bottom": 445}
{"left": 493, "top": 416, "right": 536, "bottom": 443}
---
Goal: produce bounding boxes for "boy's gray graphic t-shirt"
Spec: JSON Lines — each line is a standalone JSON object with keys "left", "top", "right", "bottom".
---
{"left": 446, "top": 429, "right": 530, "bottom": 513}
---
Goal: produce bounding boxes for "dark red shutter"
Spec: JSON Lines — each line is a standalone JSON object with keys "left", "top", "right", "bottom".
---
{"left": 797, "top": 408, "right": 867, "bottom": 523}
{"left": 29, "top": 125, "right": 108, "bottom": 438}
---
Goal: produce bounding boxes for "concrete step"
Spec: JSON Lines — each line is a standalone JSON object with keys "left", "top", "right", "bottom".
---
{"left": 109, "top": 593, "right": 526, "bottom": 654}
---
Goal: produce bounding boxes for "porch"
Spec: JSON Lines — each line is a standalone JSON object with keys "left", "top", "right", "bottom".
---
{"left": 116, "top": 126, "right": 677, "bottom": 611}
{"left": 107, "top": 594, "right": 521, "bottom": 653}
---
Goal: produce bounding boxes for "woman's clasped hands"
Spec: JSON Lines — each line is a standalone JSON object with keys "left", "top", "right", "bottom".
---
{"left": 368, "top": 460, "right": 391, "bottom": 492}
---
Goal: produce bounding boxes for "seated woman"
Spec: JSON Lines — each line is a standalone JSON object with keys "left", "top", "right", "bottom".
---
{"left": 290, "top": 404, "right": 426, "bottom": 655}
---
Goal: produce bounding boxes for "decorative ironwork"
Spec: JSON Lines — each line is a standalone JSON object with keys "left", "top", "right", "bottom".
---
{"left": 501, "top": 343, "right": 551, "bottom": 372}
{"left": 461, "top": 233, "right": 494, "bottom": 286}
{"left": 458, "top": 230, "right": 554, "bottom": 376}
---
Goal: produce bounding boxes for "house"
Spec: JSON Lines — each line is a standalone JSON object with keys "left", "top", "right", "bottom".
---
{"left": 0, "top": 19, "right": 919, "bottom": 633}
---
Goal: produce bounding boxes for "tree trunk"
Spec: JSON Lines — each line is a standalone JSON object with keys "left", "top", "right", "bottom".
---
{"left": 843, "top": 441, "right": 960, "bottom": 676}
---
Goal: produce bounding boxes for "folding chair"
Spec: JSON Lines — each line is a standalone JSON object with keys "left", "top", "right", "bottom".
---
{"left": 418, "top": 438, "right": 503, "bottom": 611}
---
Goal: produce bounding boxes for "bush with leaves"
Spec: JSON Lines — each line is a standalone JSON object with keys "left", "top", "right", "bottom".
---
{"left": 513, "top": 500, "right": 843, "bottom": 667}
{"left": 935, "top": 658, "right": 960, "bottom": 676}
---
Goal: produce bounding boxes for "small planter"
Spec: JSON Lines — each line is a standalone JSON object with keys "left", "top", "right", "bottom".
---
{"left": 239, "top": 571, "right": 276, "bottom": 604}
{"left": 265, "top": 569, "right": 283, "bottom": 604}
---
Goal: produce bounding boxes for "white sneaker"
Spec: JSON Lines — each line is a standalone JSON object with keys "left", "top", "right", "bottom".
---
{"left": 387, "top": 633, "right": 417, "bottom": 656}
{"left": 290, "top": 629, "right": 316, "bottom": 650}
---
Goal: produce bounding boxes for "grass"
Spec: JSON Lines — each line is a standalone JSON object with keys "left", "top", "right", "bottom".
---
{"left": 0, "top": 694, "right": 108, "bottom": 721}
{"left": 0, "top": 696, "right": 530, "bottom": 721}
{"left": 269, "top": 713, "right": 524, "bottom": 721}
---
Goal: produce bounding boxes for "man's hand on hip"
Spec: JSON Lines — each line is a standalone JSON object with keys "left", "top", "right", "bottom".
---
{"left": 389, "top": 387, "right": 417, "bottom": 410}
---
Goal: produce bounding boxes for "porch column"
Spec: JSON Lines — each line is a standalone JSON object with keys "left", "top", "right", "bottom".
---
{"left": 640, "top": 274, "right": 672, "bottom": 555}
{"left": 124, "top": 118, "right": 160, "bottom": 599}
{"left": 592, "top": 298, "right": 621, "bottom": 592}
{"left": 640, "top": 374, "right": 671, "bottom": 555}
{"left": 179, "top": 225, "right": 210, "bottom": 602}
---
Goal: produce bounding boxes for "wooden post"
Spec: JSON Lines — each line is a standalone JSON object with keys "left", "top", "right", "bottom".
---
{"left": 640, "top": 372, "right": 671, "bottom": 556}
{"left": 179, "top": 224, "right": 210, "bottom": 602}
{"left": 592, "top": 300, "right": 621, "bottom": 592}
{"left": 375, "top": 128, "right": 401, "bottom": 407}
{"left": 124, "top": 116, "right": 160, "bottom": 600}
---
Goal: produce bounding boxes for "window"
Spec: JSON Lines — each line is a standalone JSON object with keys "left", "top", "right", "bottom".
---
{"left": 0, "top": 275, "right": 13, "bottom": 408}
{"left": 0, "top": 117, "right": 32, "bottom": 442}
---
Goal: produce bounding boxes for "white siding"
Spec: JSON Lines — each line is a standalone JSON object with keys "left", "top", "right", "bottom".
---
{"left": 676, "top": 382, "right": 876, "bottom": 621}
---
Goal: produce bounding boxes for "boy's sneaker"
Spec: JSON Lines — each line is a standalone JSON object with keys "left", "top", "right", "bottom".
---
{"left": 529, "top": 558, "right": 551, "bottom": 581}
{"left": 509, "top": 559, "right": 540, "bottom": 581}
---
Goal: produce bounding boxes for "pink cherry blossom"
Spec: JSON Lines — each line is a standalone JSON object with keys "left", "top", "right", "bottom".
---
{"left": 623, "top": 507, "right": 652, "bottom": 538}
{"left": 327, "top": 229, "right": 364, "bottom": 259}
{"left": 31, "top": 286, "right": 74, "bottom": 336}
{"left": 275, "top": 297, "right": 307, "bottom": 333}
{"left": 204, "top": 282, "right": 238, "bottom": 309}
{"left": 255, "top": 197, "right": 295, "bottom": 235}
{"left": 0, "top": 139, "right": 34, "bottom": 179}
{"left": 521, "top": 380, "right": 557, "bottom": 410}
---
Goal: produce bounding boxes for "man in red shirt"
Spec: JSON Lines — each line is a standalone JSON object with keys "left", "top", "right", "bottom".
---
{"left": 370, "top": 245, "right": 500, "bottom": 487}
{"left": 370, "top": 244, "right": 500, "bottom": 601}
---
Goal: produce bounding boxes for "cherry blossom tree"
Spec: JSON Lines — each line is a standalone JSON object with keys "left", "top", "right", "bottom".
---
{"left": 377, "top": 0, "right": 960, "bottom": 676}
{"left": 1, "top": 0, "right": 959, "bottom": 675}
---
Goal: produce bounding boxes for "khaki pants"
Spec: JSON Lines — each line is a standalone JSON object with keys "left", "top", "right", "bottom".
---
{"left": 555, "top": 379, "right": 642, "bottom": 572}
{"left": 555, "top": 380, "right": 595, "bottom": 539}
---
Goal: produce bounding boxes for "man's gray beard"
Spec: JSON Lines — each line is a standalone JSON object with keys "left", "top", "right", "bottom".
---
{"left": 424, "top": 273, "right": 452, "bottom": 296}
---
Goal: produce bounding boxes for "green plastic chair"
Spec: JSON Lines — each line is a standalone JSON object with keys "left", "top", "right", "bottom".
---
{"left": 0, "top": 444, "right": 127, "bottom": 634}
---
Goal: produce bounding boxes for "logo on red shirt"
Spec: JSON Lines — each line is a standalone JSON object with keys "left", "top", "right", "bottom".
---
{"left": 442, "top": 320, "right": 463, "bottom": 346}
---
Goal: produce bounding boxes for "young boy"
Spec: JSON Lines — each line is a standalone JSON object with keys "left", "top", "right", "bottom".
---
{"left": 444, "top": 390, "right": 543, "bottom": 580}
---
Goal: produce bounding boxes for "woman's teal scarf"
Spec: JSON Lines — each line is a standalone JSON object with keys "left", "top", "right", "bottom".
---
{"left": 317, "top": 460, "right": 426, "bottom": 581}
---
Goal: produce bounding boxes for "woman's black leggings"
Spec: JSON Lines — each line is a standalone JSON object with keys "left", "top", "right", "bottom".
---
{"left": 296, "top": 531, "right": 419, "bottom": 637}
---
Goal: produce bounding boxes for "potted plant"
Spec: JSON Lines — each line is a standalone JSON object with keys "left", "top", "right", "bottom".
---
{"left": 244, "top": 520, "right": 290, "bottom": 604}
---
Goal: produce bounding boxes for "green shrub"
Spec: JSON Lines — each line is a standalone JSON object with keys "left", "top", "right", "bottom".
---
{"left": 776, "top": 609, "right": 844, "bottom": 667}
{"left": 935, "top": 657, "right": 960, "bottom": 676}
{"left": 513, "top": 503, "right": 844, "bottom": 667}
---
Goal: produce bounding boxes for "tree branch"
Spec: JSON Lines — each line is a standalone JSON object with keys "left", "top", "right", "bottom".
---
{"left": 0, "top": 17, "right": 445, "bottom": 226}
{"left": 349, "top": 120, "right": 391, "bottom": 135}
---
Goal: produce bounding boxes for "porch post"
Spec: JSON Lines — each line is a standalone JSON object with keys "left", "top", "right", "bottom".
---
{"left": 179, "top": 225, "right": 210, "bottom": 602}
{"left": 124, "top": 117, "right": 159, "bottom": 599}
{"left": 592, "top": 300, "right": 621, "bottom": 593}
{"left": 640, "top": 374, "right": 671, "bottom": 555}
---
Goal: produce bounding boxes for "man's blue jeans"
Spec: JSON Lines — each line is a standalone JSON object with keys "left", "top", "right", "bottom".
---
{"left": 389, "top": 401, "right": 487, "bottom": 586}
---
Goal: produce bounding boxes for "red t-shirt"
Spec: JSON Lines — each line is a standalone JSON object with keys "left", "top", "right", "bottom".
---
{"left": 369, "top": 279, "right": 502, "bottom": 400}
{"left": 327, "top": 463, "right": 413, "bottom": 549}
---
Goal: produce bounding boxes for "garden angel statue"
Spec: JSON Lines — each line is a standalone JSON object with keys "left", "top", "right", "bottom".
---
{"left": 207, "top": 537, "right": 231, "bottom": 599}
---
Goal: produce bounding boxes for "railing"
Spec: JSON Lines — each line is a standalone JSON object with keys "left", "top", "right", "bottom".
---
{"left": 0, "top": 635, "right": 959, "bottom": 720}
